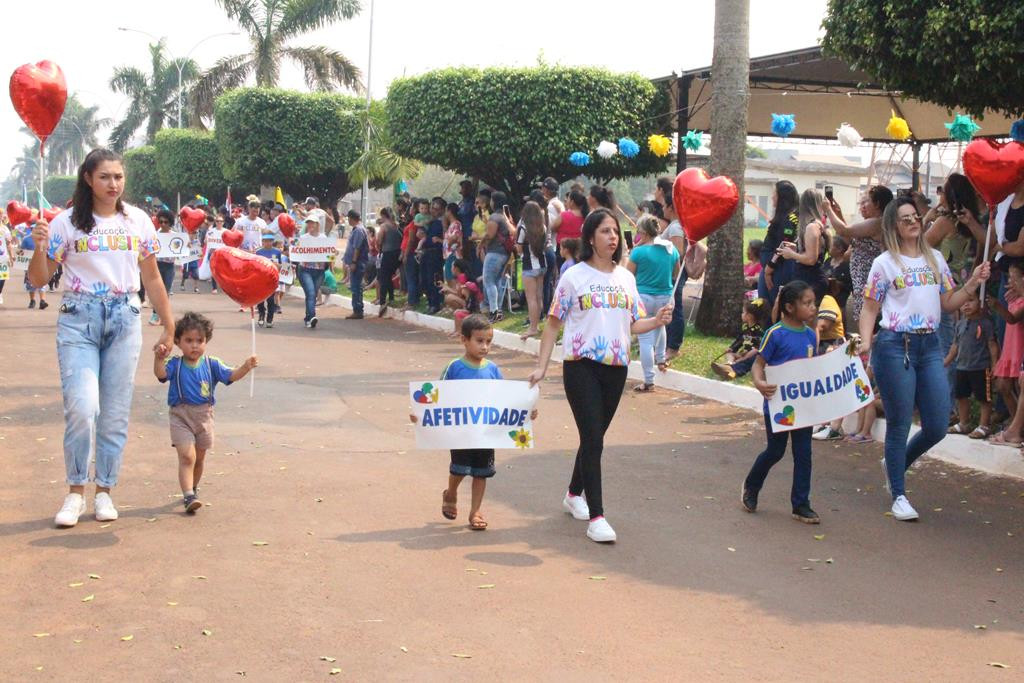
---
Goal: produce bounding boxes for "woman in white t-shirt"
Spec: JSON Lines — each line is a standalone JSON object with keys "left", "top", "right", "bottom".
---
{"left": 858, "top": 196, "right": 989, "bottom": 522}
{"left": 28, "top": 148, "right": 174, "bottom": 529}
{"left": 528, "top": 208, "right": 672, "bottom": 543}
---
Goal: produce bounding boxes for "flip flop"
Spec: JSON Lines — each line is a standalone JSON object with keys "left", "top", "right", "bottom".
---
{"left": 990, "top": 431, "right": 1023, "bottom": 447}
{"left": 441, "top": 490, "right": 457, "bottom": 520}
{"left": 633, "top": 383, "right": 655, "bottom": 393}
{"left": 468, "top": 514, "right": 488, "bottom": 530}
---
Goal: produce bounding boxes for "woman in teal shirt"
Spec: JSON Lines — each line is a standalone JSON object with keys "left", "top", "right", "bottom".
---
{"left": 626, "top": 216, "right": 680, "bottom": 391}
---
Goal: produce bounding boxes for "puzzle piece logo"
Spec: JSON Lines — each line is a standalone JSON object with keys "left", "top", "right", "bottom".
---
{"left": 855, "top": 378, "right": 871, "bottom": 402}
{"left": 413, "top": 382, "right": 439, "bottom": 404}
{"left": 773, "top": 405, "right": 795, "bottom": 427}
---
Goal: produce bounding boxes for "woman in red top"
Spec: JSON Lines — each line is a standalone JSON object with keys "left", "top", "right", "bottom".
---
{"left": 552, "top": 190, "right": 588, "bottom": 259}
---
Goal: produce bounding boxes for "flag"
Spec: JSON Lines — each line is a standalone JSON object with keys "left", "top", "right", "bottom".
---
{"left": 274, "top": 186, "right": 285, "bottom": 207}
{"left": 224, "top": 185, "right": 232, "bottom": 211}
{"left": 40, "top": 194, "right": 52, "bottom": 209}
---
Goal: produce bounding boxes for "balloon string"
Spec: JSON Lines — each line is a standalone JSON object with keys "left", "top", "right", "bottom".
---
{"left": 250, "top": 307, "right": 256, "bottom": 399}
{"left": 667, "top": 240, "right": 692, "bottom": 309}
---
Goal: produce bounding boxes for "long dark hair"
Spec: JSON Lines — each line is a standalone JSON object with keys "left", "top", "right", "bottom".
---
{"left": 578, "top": 208, "right": 623, "bottom": 264}
{"left": 71, "top": 148, "right": 126, "bottom": 233}
{"left": 943, "top": 172, "right": 980, "bottom": 237}
{"left": 567, "top": 190, "right": 589, "bottom": 217}
{"left": 770, "top": 180, "right": 798, "bottom": 225}
{"left": 521, "top": 201, "right": 547, "bottom": 256}
{"left": 589, "top": 183, "right": 616, "bottom": 211}
{"left": 777, "top": 280, "right": 812, "bottom": 321}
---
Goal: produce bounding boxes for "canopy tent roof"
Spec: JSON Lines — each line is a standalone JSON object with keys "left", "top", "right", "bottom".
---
{"left": 655, "top": 47, "right": 1018, "bottom": 145}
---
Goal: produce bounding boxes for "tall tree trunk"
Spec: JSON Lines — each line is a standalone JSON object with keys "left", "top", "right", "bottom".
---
{"left": 695, "top": 0, "right": 750, "bottom": 337}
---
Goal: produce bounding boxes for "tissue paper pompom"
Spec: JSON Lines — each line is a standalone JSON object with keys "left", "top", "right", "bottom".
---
{"left": 945, "top": 114, "right": 981, "bottom": 142}
{"left": 597, "top": 140, "right": 617, "bottom": 159}
{"left": 682, "top": 130, "right": 703, "bottom": 152}
{"left": 836, "top": 123, "right": 862, "bottom": 148}
{"left": 770, "top": 114, "right": 796, "bottom": 138}
{"left": 886, "top": 111, "right": 912, "bottom": 141}
{"left": 648, "top": 134, "right": 672, "bottom": 157}
{"left": 618, "top": 137, "right": 640, "bottom": 158}
{"left": 569, "top": 151, "right": 591, "bottom": 167}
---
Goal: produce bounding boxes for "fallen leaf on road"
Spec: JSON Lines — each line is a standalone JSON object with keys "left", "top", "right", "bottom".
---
{"left": 452, "top": 654, "right": 472, "bottom": 659}
{"left": 330, "top": 668, "right": 342, "bottom": 675}
{"left": 192, "top": 576, "right": 207, "bottom": 580}
{"left": 252, "top": 541, "right": 268, "bottom": 546}
{"left": 464, "top": 568, "right": 477, "bottom": 572}
{"left": 174, "top": 645, "right": 182, "bottom": 650}
{"left": 167, "top": 602, "right": 178, "bottom": 606}
{"left": 120, "top": 635, "right": 133, "bottom": 641}
{"left": 974, "top": 625, "right": 987, "bottom": 630}
{"left": 884, "top": 511, "right": 894, "bottom": 517}
{"left": 727, "top": 547, "right": 736, "bottom": 552}
{"left": 314, "top": 498, "right": 323, "bottom": 503}
{"left": 68, "top": 582, "right": 83, "bottom": 588}
{"left": 813, "top": 535, "right": 825, "bottom": 540}
{"left": 145, "top": 517, "right": 156, "bottom": 522}
{"left": 81, "top": 595, "right": 94, "bottom": 602}
{"left": 320, "top": 656, "right": 336, "bottom": 662}
{"left": 995, "top": 568, "right": 1003, "bottom": 573}
{"left": 32, "top": 633, "right": 50, "bottom": 638}
{"left": 36, "top": 437, "right": 46, "bottom": 442}
{"left": 73, "top": 639, "right": 82, "bottom": 644}
{"left": 477, "top": 584, "right": 495, "bottom": 589}
{"left": 100, "top": 524, "right": 110, "bottom": 528}
{"left": 933, "top": 508, "right": 943, "bottom": 512}
{"left": 88, "top": 574, "right": 101, "bottom": 580}
{"left": 201, "top": 630, "right": 212, "bottom": 636}
{"left": 801, "top": 566, "right": 813, "bottom": 571}
{"left": 988, "top": 662, "right": 1009, "bottom": 669}
{"left": 826, "top": 558, "right": 834, "bottom": 564}
{"left": 400, "top": 647, "right": 408, "bottom": 653}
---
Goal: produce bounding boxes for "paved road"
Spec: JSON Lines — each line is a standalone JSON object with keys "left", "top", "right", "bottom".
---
{"left": 1, "top": 288, "right": 1022, "bottom": 681}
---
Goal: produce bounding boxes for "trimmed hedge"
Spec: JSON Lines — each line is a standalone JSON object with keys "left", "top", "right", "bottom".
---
{"left": 123, "top": 146, "right": 163, "bottom": 205}
{"left": 155, "top": 128, "right": 228, "bottom": 199}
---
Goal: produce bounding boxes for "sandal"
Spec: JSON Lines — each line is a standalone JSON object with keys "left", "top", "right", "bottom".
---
{"left": 989, "top": 431, "right": 1023, "bottom": 447}
{"left": 633, "top": 383, "right": 655, "bottom": 393}
{"left": 441, "top": 490, "right": 457, "bottom": 520}
{"left": 968, "top": 426, "right": 991, "bottom": 439}
{"left": 468, "top": 514, "right": 488, "bottom": 530}
{"left": 947, "top": 423, "right": 969, "bottom": 435}
{"left": 657, "top": 361, "right": 668, "bottom": 373}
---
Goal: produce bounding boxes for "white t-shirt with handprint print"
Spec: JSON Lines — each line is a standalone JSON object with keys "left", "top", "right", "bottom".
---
{"left": 46, "top": 204, "right": 159, "bottom": 296}
{"left": 549, "top": 261, "right": 646, "bottom": 366}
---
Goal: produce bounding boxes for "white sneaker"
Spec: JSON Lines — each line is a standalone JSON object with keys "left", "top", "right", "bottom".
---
{"left": 562, "top": 492, "right": 590, "bottom": 520}
{"left": 94, "top": 492, "right": 119, "bottom": 521}
{"left": 880, "top": 457, "right": 891, "bottom": 493}
{"left": 55, "top": 493, "right": 86, "bottom": 527}
{"left": 891, "top": 495, "right": 918, "bottom": 521}
{"left": 0, "top": 294, "right": 4, "bottom": 305}
{"left": 586, "top": 516, "right": 617, "bottom": 543}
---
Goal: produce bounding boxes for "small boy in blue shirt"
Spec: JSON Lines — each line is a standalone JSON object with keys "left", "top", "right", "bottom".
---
{"left": 256, "top": 234, "right": 284, "bottom": 328}
{"left": 155, "top": 312, "right": 257, "bottom": 513}
{"left": 410, "top": 313, "right": 537, "bottom": 530}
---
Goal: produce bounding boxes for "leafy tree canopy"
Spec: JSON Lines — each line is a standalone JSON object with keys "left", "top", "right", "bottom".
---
{"left": 214, "top": 88, "right": 365, "bottom": 207}
{"left": 43, "top": 176, "right": 76, "bottom": 206}
{"left": 822, "top": 0, "right": 1024, "bottom": 118}
{"left": 154, "top": 128, "right": 228, "bottom": 200}
{"left": 387, "top": 66, "right": 672, "bottom": 204}
{"left": 122, "top": 146, "right": 163, "bottom": 205}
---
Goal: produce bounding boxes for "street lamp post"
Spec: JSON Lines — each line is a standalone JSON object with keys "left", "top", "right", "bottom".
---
{"left": 360, "top": 0, "right": 375, "bottom": 220}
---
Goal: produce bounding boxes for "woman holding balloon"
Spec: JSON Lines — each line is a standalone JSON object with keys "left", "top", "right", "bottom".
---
{"left": 28, "top": 148, "right": 174, "bottom": 528}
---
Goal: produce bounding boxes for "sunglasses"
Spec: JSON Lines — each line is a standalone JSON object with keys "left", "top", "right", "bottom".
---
{"left": 897, "top": 214, "right": 921, "bottom": 226}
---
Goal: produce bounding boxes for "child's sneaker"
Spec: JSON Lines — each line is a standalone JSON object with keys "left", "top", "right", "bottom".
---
{"left": 891, "top": 495, "right": 918, "bottom": 521}
{"left": 54, "top": 493, "right": 86, "bottom": 527}
{"left": 94, "top": 492, "right": 119, "bottom": 521}
{"left": 257, "top": 316, "right": 265, "bottom": 327}
{"left": 812, "top": 427, "right": 843, "bottom": 441}
{"left": 586, "top": 516, "right": 616, "bottom": 543}
{"left": 265, "top": 321, "right": 274, "bottom": 328}
{"left": 183, "top": 494, "right": 203, "bottom": 514}
{"left": 562, "top": 492, "right": 590, "bottom": 520}
{"left": 310, "top": 316, "right": 318, "bottom": 328}
{"left": 791, "top": 504, "right": 820, "bottom": 524}
{"left": 39, "top": 300, "right": 49, "bottom": 310}
{"left": 148, "top": 312, "right": 160, "bottom": 326}
{"left": 741, "top": 484, "right": 758, "bottom": 513}
{"left": 28, "top": 299, "right": 36, "bottom": 309}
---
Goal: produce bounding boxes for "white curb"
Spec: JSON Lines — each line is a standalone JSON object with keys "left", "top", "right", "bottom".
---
{"left": 292, "top": 289, "right": 1024, "bottom": 481}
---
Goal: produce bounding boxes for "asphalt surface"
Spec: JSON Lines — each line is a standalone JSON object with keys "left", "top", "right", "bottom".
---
{"left": 1, "top": 286, "right": 1022, "bottom": 681}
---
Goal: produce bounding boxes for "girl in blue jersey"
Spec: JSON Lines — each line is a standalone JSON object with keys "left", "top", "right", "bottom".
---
{"left": 742, "top": 280, "right": 822, "bottom": 524}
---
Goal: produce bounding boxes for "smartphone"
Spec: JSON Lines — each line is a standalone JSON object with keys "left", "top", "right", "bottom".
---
{"left": 824, "top": 185, "right": 834, "bottom": 200}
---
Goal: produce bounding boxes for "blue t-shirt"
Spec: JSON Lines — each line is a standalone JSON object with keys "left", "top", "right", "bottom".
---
{"left": 256, "top": 247, "right": 284, "bottom": 264}
{"left": 160, "top": 355, "right": 235, "bottom": 406}
{"left": 343, "top": 226, "right": 368, "bottom": 266}
{"left": 425, "top": 219, "right": 444, "bottom": 252}
{"left": 440, "top": 357, "right": 503, "bottom": 381}
{"left": 758, "top": 322, "right": 817, "bottom": 366}
{"left": 629, "top": 243, "right": 679, "bottom": 296}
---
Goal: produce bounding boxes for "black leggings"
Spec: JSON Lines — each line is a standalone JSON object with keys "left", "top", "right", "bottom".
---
{"left": 563, "top": 359, "right": 628, "bottom": 519}
{"left": 379, "top": 250, "right": 401, "bottom": 303}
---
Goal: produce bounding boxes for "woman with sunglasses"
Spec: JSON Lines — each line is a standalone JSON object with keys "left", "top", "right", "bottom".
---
{"left": 857, "top": 196, "right": 989, "bottom": 522}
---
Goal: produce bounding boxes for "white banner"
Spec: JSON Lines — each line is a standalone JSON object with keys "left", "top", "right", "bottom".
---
{"left": 205, "top": 228, "right": 224, "bottom": 251}
{"left": 278, "top": 261, "right": 295, "bottom": 285}
{"left": 289, "top": 235, "right": 338, "bottom": 263}
{"left": 12, "top": 250, "right": 32, "bottom": 272}
{"left": 765, "top": 341, "right": 873, "bottom": 432}
{"left": 0, "top": 260, "right": 9, "bottom": 280}
{"left": 157, "top": 233, "right": 200, "bottom": 265}
{"left": 410, "top": 379, "right": 539, "bottom": 450}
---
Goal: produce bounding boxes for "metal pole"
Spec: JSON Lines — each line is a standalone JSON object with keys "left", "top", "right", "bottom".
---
{"left": 911, "top": 141, "right": 921, "bottom": 192}
{"left": 176, "top": 64, "right": 183, "bottom": 214}
{"left": 360, "top": 0, "right": 375, "bottom": 220}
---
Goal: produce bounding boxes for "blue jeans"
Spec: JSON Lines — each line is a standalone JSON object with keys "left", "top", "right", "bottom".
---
{"left": 745, "top": 412, "right": 813, "bottom": 508}
{"left": 483, "top": 252, "right": 508, "bottom": 313}
{"left": 404, "top": 256, "right": 420, "bottom": 306}
{"left": 731, "top": 353, "right": 756, "bottom": 377}
{"left": 871, "top": 330, "right": 950, "bottom": 498}
{"left": 297, "top": 266, "right": 326, "bottom": 322}
{"left": 157, "top": 260, "right": 176, "bottom": 295}
{"left": 56, "top": 291, "right": 143, "bottom": 487}
{"left": 350, "top": 263, "right": 365, "bottom": 315}
{"left": 937, "top": 311, "right": 956, "bottom": 408}
{"left": 542, "top": 246, "right": 558, "bottom": 312}
{"left": 638, "top": 293, "right": 671, "bottom": 384}
{"left": 420, "top": 249, "right": 442, "bottom": 310}
{"left": 666, "top": 268, "right": 688, "bottom": 351}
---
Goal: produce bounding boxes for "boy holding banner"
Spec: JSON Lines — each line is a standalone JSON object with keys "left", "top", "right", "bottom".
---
{"left": 410, "top": 313, "right": 537, "bottom": 530}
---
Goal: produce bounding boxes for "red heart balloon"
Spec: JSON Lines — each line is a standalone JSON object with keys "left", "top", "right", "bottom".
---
{"left": 963, "top": 139, "right": 1024, "bottom": 207}
{"left": 277, "top": 214, "right": 296, "bottom": 239}
{"left": 42, "top": 207, "right": 61, "bottom": 222}
{"left": 210, "top": 247, "right": 280, "bottom": 308}
{"left": 672, "top": 168, "right": 740, "bottom": 243}
{"left": 178, "top": 207, "right": 206, "bottom": 233}
{"left": 6, "top": 200, "right": 33, "bottom": 226}
{"left": 9, "top": 61, "right": 67, "bottom": 146}
{"left": 222, "top": 229, "right": 244, "bottom": 248}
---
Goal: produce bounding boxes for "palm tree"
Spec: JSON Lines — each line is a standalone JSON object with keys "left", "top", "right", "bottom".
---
{"left": 108, "top": 39, "right": 199, "bottom": 151}
{"left": 21, "top": 94, "right": 111, "bottom": 175}
{"left": 695, "top": 0, "right": 750, "bottom": 336}
{"left": 347, "top": 109, "right": 422, "bottom": 187}
{"left": 191, "top": 0, "right": 363, "bottom": 121}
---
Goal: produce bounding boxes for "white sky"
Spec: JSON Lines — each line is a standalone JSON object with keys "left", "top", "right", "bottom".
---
{"left": 2, "top": 0, "right": 832, "bottom": 178}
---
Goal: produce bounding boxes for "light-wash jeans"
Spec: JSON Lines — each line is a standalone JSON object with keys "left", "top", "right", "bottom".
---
{"left": 483, "top": 251, "right": 508, "bottom": 313}
{"left": 638, "top": 293, "right": 671, "bottom": 384}
{"left": 297, "top": 266, "right": 326, "bottom": 322}
{"left": 56, "top": 291, "right": 143, "bottom": 487}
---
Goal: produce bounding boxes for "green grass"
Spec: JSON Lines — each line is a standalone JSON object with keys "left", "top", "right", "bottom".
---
{"left": 329, "top": 276, "right": 748, "bottom": 385}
